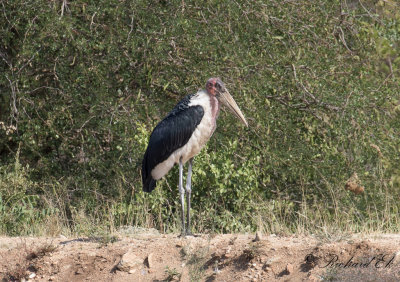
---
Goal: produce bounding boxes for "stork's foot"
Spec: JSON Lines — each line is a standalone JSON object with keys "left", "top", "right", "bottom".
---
{"left": 178, "top": 231, "right": 198, "bottom": 237}
{"left": 185, "top": 230, "right": 194, "bottom": 237}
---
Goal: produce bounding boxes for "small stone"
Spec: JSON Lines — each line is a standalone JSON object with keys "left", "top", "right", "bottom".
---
{"left": 264, "top": 266, "right": 271, "bottom": 272}
{"left": 286, "top": 263, "right": 294, "bottom": 274}
{"left": 29, "top": 273, "right": 36, "bottom": 279}
{"left": 254, "top": 231, "right": 263, "bottom": 241}
{"left": 224, "top": 251, "right": 233, "bottom": 258}
{"left": 117, "top": 250, "right": 143, "bottom": 272}
{"left": 146, "top": 253, "right": 154, "bottom": 268}
{"left": 128, "top": 269, "right": 137, "bottom": 274}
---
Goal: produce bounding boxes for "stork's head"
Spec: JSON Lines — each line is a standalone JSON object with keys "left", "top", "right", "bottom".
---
{"left": 206, "top": 77, "right": 248, "bottom": 127}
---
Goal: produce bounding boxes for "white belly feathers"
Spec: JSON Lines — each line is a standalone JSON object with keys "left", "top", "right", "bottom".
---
{"left": 151, "top": 91, "right": 217, "bottom": 180}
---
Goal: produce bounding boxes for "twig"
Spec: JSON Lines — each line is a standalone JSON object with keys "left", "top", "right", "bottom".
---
{"left": 291, "top": 64, "right": 297, "bottom": 81}
{"left": 291, "top": 64, "right": 340, "bottom": 112}
{"left": 17, "top": 47, "right": 41, "bottom": 75}
{"left": 60, "top": 0, "right": 69, "bottom": 18}
{"left": 5, "top": 75, "right": 19, "bottom": 125}
{"left": 337, "top": 26, "right": 353, "bottom": 54}
{"left": 77, "top": 116, "right": 96, "bottom": 133}
{"left": 358, "top": 0, "right": 383, "bottom": 25}
{"left": 23, "top": 16, "right": 38, "bottom": 45}
{"left": 90, "top": 12, "right": 97, "bottom": 31}
{"left": 1, "top": 1, "right": 10, "bottom": 25}
{"left": 0, "top": 51, "right": 12, "bottom": 68}
{"left": 341, "top": 91, "right": 354, "bottom": 116}
{"left": 371, "top": 73, "right": 392, "bottom": 93}
{"left": 265, "top": 94, "right": 324, "bottom": 121}
{"left": 53, "top": 59, "right": 59, "bottom": 81}
{"left": 299, "top": 82, "right": 340, "bottom": 112}
{"left": 386, "top": 57, "right": 394, "bottom": 79}
{"left": 127, "top": 13, "right": 135, "bottom": 40}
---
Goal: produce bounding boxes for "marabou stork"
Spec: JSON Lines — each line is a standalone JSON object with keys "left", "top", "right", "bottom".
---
{"left": 142, "top": 78, "right": 248, "bottom": 235}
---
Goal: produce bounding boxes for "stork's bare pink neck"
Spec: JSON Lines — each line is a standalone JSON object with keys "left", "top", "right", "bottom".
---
{"left": 209, "top": 95, "right": 220, "bottom": 126}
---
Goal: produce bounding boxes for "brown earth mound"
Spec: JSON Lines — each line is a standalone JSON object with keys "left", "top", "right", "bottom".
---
{"left": 1, "top": 231, "right": 400, "bottom": 281}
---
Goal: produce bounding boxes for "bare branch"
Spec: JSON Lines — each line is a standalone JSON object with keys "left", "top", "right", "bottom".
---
{"left": 90, "top": 12, "right": 97, "bottom": 31}
{"left": 291, "top": 64, "right": 341, "bottom": 112}
{"left": 358, "top": 0, "right": 384, "bottom": 25}
{"left": 298, "top": 81, "right": 340, "bottom": 112}
{"left": 17, "top": 47, "right": 41, "bottom": 75}
{"left": 337, "top": 26, "right": 353, "bottom": 54}
{"left": 0, "top": 51, "right": 12, "bottom": 69}
{"left": 5, "top": 75, "right": 19, "bottom": 126}
{"left": 127, "top": 13, "right": 135, "bottom": 40}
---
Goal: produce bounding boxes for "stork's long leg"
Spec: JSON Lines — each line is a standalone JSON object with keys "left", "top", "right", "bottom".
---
{"left": 185, "top": 158, "right": 193, "bottom": 235}
{"left": 179, "top": 157, "right": 185, "bottom": 235}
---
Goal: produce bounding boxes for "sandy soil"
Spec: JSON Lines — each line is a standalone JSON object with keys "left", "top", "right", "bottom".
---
{"left": 1, "top": 230, "right": 400, "bottom": 281}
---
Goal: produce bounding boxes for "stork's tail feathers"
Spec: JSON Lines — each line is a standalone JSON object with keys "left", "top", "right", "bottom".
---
{"left": 142, "top": 152, "right": 157, "bottom": 193}
{"left": 143, "top": 176, "right": 157, "bottom": 193}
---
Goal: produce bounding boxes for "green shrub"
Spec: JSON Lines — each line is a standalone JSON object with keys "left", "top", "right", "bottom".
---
{"left": 0, "top": 0, "right": 399, "bottom": 235}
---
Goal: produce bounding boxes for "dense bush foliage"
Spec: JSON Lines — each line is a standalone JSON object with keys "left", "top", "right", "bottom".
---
{"left": 1, "top": 0, "right": 399, "bottom": 235}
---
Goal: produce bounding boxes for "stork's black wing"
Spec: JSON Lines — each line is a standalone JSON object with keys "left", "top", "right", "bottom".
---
{"left": 142, "top": 94, "right": 204, "bottom": 192}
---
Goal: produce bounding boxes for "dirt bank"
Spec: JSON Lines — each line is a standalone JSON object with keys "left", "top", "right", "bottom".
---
{"left": 1, "top": 231, "right": 400, "bottom": 281}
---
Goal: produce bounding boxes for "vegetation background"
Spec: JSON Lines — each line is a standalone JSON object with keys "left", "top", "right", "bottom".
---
{"left": 1, "top": 0, "right": 399, "bottom": 237}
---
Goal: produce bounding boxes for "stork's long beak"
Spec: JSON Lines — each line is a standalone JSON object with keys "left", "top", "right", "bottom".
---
{"left": 218, "top": 89, "right": 248, "bottom": 127}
